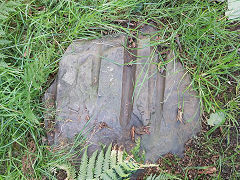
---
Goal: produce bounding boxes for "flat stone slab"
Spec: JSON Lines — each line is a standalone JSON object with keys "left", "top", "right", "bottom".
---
{"left": 44, "top": 26, "right": 201, "bottom": 161}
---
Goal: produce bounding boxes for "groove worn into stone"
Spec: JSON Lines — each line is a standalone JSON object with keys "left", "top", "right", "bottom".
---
{"left": 44, "top": 26, "right": 201, "bottom": 161}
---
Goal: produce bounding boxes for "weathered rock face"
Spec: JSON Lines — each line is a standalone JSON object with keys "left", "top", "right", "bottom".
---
{"left": 44, "top": 26, "right": 201, "bottom": 162}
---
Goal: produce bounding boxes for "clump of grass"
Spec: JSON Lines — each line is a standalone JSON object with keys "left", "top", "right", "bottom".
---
{"left": 130, "top": 138, "right": 145, "bottom": 163}
{"left": 0, "top": 0, "right": 239, "bottom": 179}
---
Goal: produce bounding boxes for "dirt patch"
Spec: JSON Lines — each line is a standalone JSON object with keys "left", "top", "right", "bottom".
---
{"left": 56, "top": 169, "right": 68, "bottom": 180}
{"left": 22, "top": 140, "right": 37, "bottom": 179}
{"left": 137, "top": 117, "right": 240, "bottom": 179}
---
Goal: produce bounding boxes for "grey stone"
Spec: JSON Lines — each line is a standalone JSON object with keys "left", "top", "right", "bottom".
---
{"left": 44, "top": 26, "right": 201, "bottom": 161}
{"left": 226, "top": 0, "right": 240, "bottom": 20}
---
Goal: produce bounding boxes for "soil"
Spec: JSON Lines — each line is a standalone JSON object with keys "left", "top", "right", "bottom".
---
{"left": 137, "top": 116, "right": 240, "bottom": 179}
{"left": 56, "top": 169, "right": 68, "bottom": 180}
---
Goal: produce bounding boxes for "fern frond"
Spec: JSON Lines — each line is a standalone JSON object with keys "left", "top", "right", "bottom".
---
{"left": 117, "top": 145, "right": 123, "bottom": 164}
{"left": 86, "top": 150, "right": 98, "bottom": 180}
{"left": 78, "top": 148, "right": 88, "bottom": 180}
{"left": 114, "top": 165, "right": 129, "bottom": 178}
{"left": 146, "top": 173, "right": 168, "bottom": 180}
{"left": 110, "top": 145, "right": 117, "bottom": 168}
{"left": 103, "top": 143, "right": 112, "bottom": 171}
{"left": 104, "top": 168, "right": 118, "bottom": 180}
{"left": 146, "top": 174, "right": 154, "bottom": 180}
{"left": 126, "top": 160, "right": 139, "bottom": 170}
{"left": 94, "top": 148, "right": 104, "bottom": 177}
{"left": 121, "top": 161, "right": 139, "bottom": 172}
{"left": 77, "top": 144, "right": 157, "bottom": 180}
{"left": 100, "top": 173, "right": 112, "bottom": 180}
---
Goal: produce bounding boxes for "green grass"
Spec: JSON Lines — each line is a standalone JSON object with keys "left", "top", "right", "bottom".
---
{"left": 0, "top": 0, "right": 239, "bottom": 179}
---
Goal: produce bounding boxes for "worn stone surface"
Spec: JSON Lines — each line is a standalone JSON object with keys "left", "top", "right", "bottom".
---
{"left": 44, "top": 26, "right": 201, "bottom": 161}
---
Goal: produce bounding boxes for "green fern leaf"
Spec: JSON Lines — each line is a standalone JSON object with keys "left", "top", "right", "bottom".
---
{"left": 126, "top": 161, "right": 138, "bottom": 170}
{"left": 121, "top": 161, "right": 139, "bottom": 171}
{"left": 100, "top": 173, "right": 112, "bottom": 180}
{"left": 103, "top": 143, "right": 112, "bottom": 171}
{"left": 78, "top": 149, "right": 88, "bottom": 180}
{"left": 117, "top": 146, "right": 123, "bottom": 164}
{"left": 110, "top": 145, "right": 117, "bottom": 168}
{"left": 115, "top": 165, "right": 129, "bottom": 178}
{"left": 146, "top": 174, "right": 154, "bottom": 180}
{"left": 94, "top": 148, "right": 104, "bottom": 177}
{"left": 86, "top": 150, "right": 98, "bottom": 180}
{"left": 77, "top": 144, "right": 156, "bottom": 180}
{"left": 105, "top": 168, "right": 118, "bottom": 180}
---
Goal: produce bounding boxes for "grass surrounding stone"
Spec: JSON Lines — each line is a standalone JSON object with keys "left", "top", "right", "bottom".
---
{"left": 0, "top": 0, "right": 239, "bottom": 179}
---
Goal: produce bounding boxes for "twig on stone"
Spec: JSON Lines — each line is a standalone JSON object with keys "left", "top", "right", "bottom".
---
{"left": 177, "top": 105, "right": 184, "bottom": 124}
{"left": 176, "top": 35, "right": 183, "bottom": 52}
